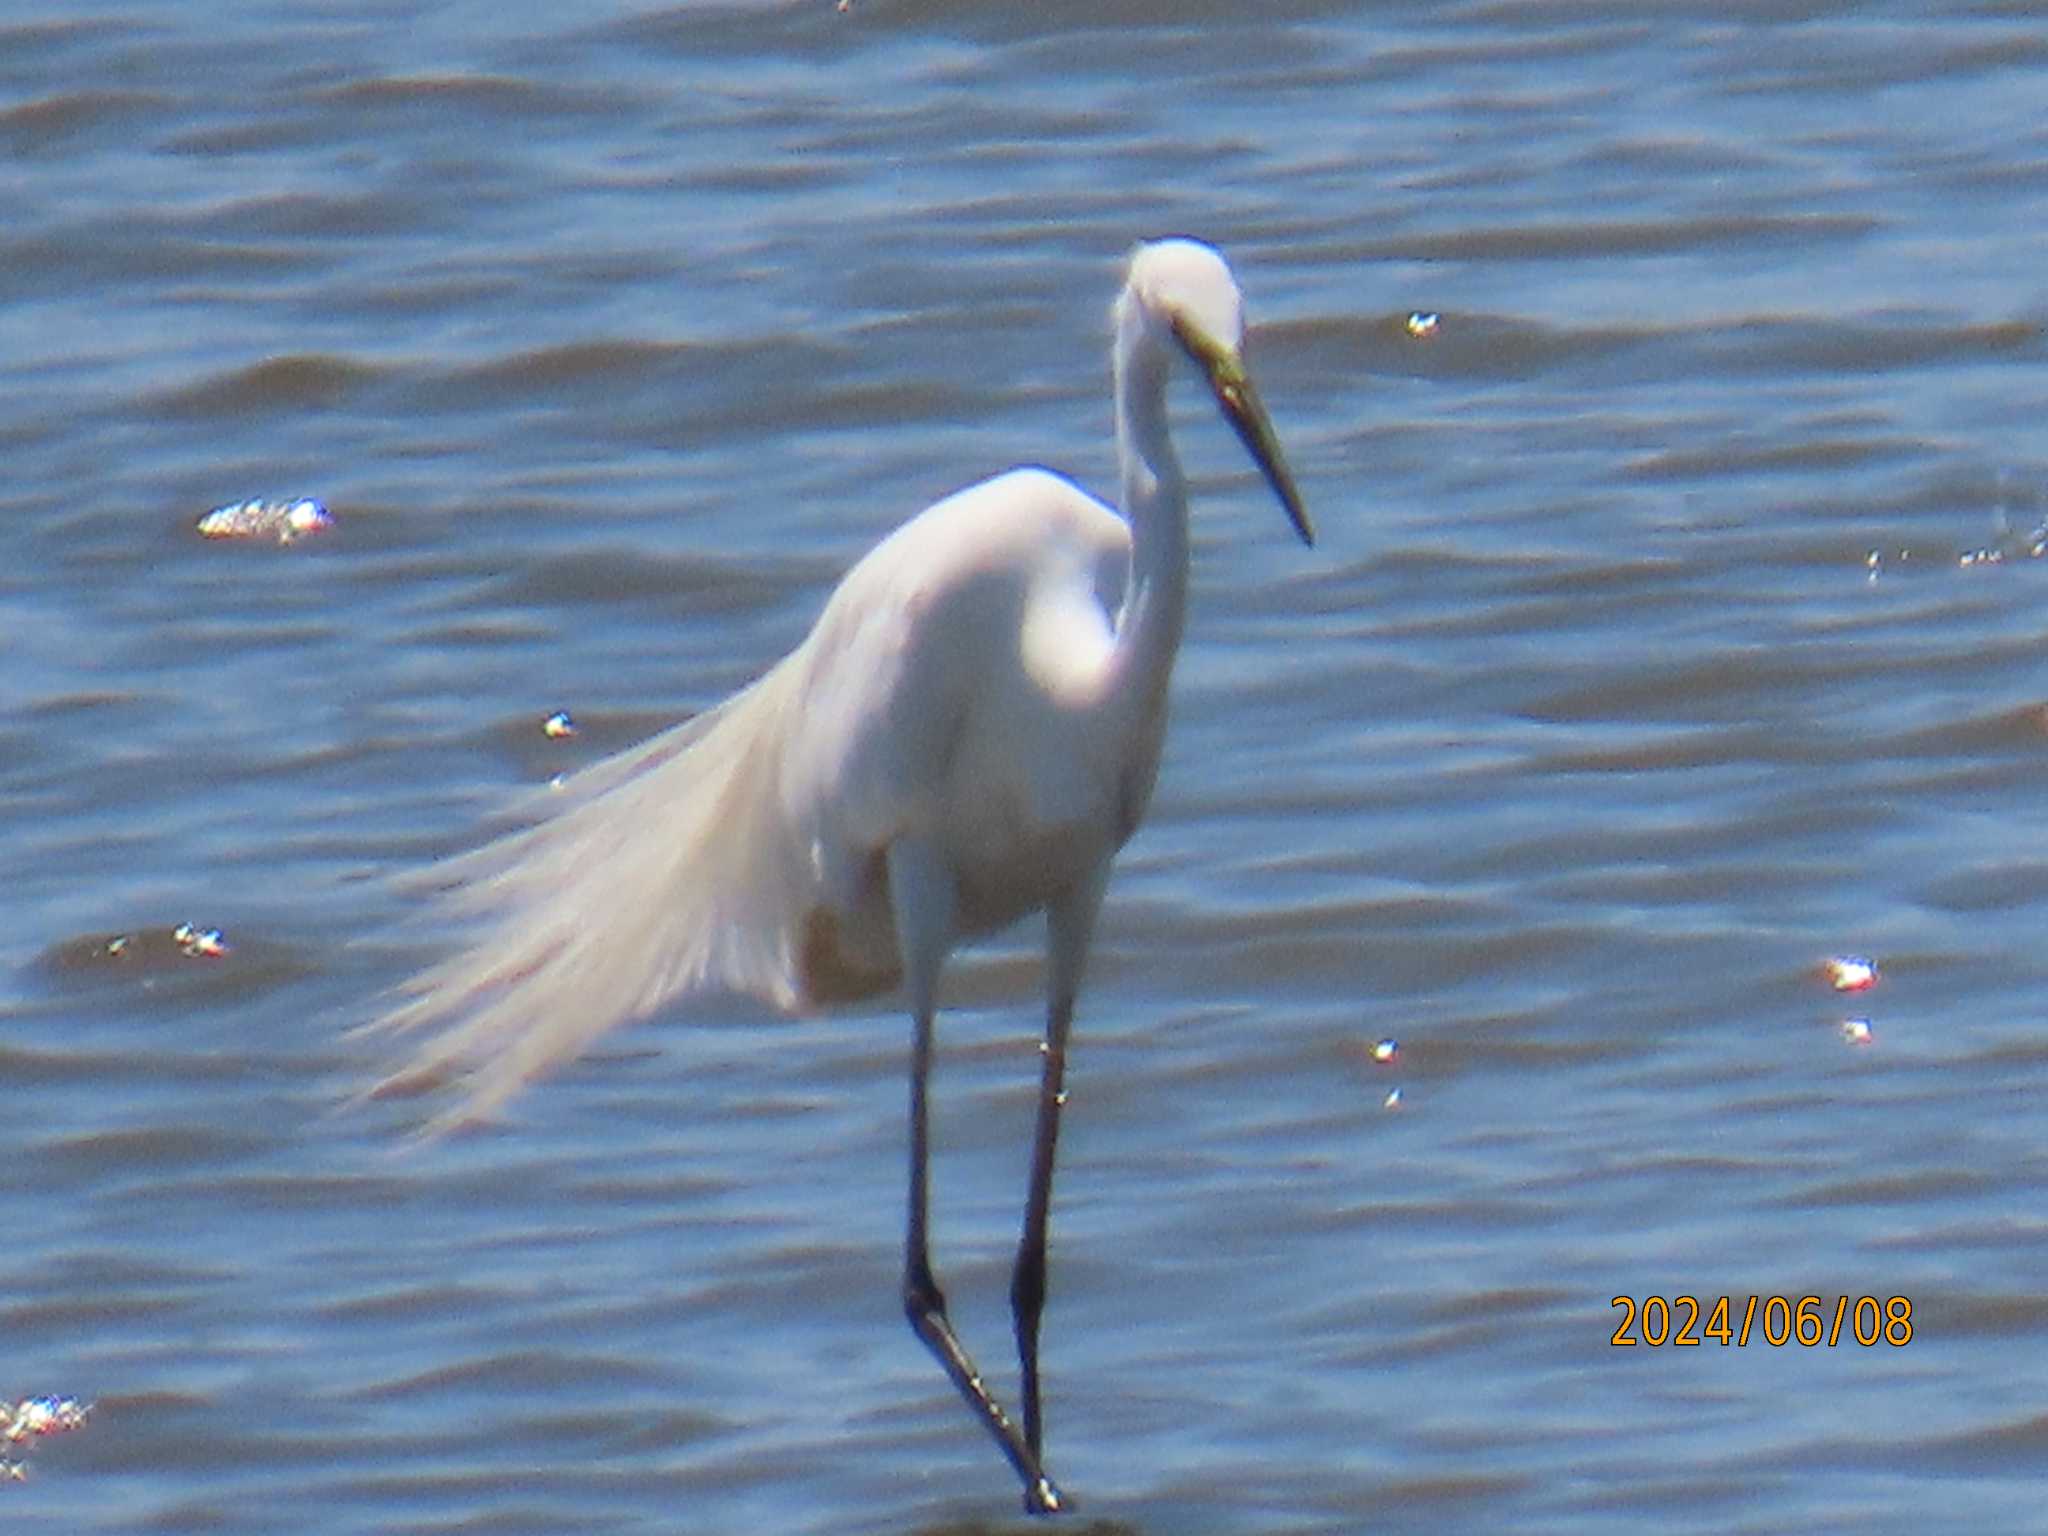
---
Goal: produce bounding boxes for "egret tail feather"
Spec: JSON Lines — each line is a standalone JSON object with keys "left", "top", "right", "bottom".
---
{"left": 362, "top": 658, "right": 814, "bottom": 1131}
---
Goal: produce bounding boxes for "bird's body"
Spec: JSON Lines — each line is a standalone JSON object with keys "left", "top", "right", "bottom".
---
{"left": 387, "top": 466, "right": 1150, "bottom": 1104}
{"left": 370, "top": 238, "right": 1311, "bottom": 1515}
{"left": 787, "top": 467, "right": 1152, "bottom": 980}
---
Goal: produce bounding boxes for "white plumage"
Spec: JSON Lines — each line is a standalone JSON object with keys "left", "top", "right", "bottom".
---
{"left": 376, "top": 468, "right": 1141, "bottom": 1119}
{"left": 365, "top": 237, "right": 1311, "bottom": 1513}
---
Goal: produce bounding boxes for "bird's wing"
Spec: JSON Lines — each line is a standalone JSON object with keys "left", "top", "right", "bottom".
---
{"left": 776, "top": 467, "right": 1130, "bottom": 890}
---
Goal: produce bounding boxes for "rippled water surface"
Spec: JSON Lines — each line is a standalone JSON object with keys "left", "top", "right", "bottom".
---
{"left": 7, "top": 3, "right": 2048, "bottom": 1532}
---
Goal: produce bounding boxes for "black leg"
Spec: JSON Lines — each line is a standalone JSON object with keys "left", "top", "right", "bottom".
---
{"left": 1011, "top": 990, "right": 1072, "bottom": 1462}
{"left": 904, "top": 1002, "right": 1066, "bottom": 1514}
{"left": 1006, "top": 868, "right": 1105, "bottom": 1493}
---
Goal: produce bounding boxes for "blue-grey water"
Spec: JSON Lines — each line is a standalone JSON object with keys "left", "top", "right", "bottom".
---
{"left": 6, "top": 3, "right": 2048, "bottom": 1531}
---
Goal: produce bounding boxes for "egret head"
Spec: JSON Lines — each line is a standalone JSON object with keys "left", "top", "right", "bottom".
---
{"left": 1123, "top": 238, "right": 1314, "bottom": 547}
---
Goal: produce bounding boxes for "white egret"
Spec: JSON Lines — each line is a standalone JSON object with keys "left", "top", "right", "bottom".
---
{"left": 368, "top": 236, "right": 1313, "bottom": 1514}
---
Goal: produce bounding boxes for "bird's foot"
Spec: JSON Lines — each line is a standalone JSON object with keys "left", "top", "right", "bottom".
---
{"left": 1023, "top": 1471, "right": 1068, "bottom": 1516}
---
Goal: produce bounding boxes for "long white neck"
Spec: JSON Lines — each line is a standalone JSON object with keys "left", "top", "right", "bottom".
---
{"left": 1106, "top": 295, "right": 1189, "bottom": 722}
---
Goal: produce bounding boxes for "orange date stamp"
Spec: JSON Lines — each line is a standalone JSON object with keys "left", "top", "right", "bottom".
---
{"left": 1611, "top": 1294, "right": 1914, "bottom": 1347}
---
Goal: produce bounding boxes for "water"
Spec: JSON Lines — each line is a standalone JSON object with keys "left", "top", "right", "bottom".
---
{"left": 6, "top": 2, "right": 2048, "bottom": 1530}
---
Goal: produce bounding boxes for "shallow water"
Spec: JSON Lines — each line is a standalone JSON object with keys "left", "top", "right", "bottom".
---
{"left": 6, "top": 2, "right": 2048, "bottom": 1531}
